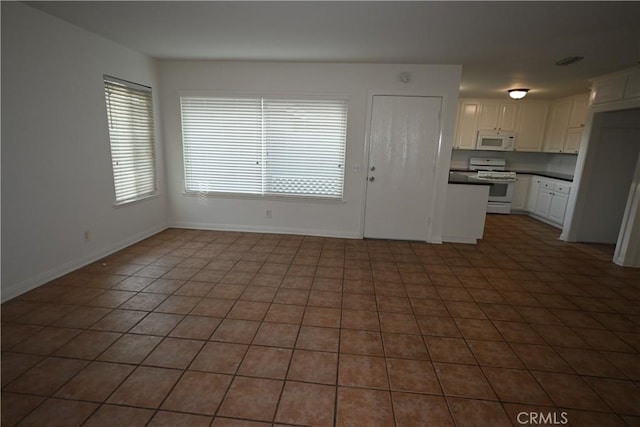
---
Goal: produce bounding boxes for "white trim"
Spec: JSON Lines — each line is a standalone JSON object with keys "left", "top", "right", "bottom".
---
{"left": 613, "top": 151, "right": 640, "bottom": 267}
{"left": 113, "top": 192, "right": 161, "bottom": 208}
{"left": 0, "top": 223, "right": 168, "bottom": 303}
{"left": 170, "top": 221, "right": 360, "bottom": 240}
{"left": 441, "top": 236, "right": 477, "bottom": 244}
{"left": 180, "top": 191, "right": 346, "bottom": 205}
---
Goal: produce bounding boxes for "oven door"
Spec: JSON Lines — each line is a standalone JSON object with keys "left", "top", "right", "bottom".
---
{"left": 487, "top": 181, "right": 515, "bottom": 202}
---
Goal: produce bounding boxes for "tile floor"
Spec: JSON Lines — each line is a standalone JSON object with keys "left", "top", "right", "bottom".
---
{"left": 2, "top": 214, "right": 640, "bottom": 426}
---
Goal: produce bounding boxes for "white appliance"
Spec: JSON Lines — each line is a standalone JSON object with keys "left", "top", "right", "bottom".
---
{"left": 476, "top": 131, "right": 515, "bottom": 151}
{"left": 469, "top": 158, "right": 517, "bottom": 214}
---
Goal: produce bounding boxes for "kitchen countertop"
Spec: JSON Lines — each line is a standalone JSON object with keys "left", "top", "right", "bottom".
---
{"left": 448, "top": 172, "right": 493, "bottom": 185}
{"left": 510, "top": 170, "right": 574, "bottom": 181}
{"left": 450, "top": 168, "right": 573, "bottom": 182}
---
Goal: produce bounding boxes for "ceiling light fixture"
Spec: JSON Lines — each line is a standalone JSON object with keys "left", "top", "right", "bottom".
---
{"left": 508, "top": 89, "right": 529, "bottom": 100}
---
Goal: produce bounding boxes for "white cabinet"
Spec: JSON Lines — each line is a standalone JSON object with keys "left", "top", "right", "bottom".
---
{"left": 543, "top": 99, "right": 571, "bottom": 153}
{"left": 514, "top": 102, "right": 549, "bottom": 152}
{"left": 543, "top": 94, "right": 589, "bottom": 154}
{"left": 564, "top": 128, "right": 583, "bottom": 154}
{"left": 590, "top": 65, "right": 640, "bottom": 105}
{"left": 568, "top": 95, "right": 588, "bottom": 128}
{"left": 527, "top": 176, "right": 572, "bottom": 227}
{"left": 536, "top": 188, "right": 553, "bottom": 218}
{"left": 453, "top": 100, "right": 481, "bottom": 149}
{"left": 478, "top": 101, "right": 519, "bottom": 131}
{"left": 549, "top": 192, "right": 569, "bottom": 224}
{"left": 454, "top": 99, "right": 551, "bottom": 152}
{"left": 527, "top": 176, "right": 542, "bottom": 212}
{"left": 511, "top": 174, "right": 531, "bottom": 211}
{"left": 443, "top": 184, "right": 490, "bottom": 244}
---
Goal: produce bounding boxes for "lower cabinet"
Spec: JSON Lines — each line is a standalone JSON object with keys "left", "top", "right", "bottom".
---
{"left": 549, "top": 191, "right": 569, "bottom": 224}
{"left": 527, "top": 176, "right": 542, "bottom": 212}
{"left": 526, "top": 175, "right": 572, "bottom": 228}
{"left": 511, "top": 175, "right": 531, "bottom": 211}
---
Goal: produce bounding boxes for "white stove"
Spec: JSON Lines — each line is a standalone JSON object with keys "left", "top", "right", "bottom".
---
{"left": 475, "top": 170, "right": 517, "bottom": 181}
{"left": 469, "top": 158, "right": 516, "bottom": 214}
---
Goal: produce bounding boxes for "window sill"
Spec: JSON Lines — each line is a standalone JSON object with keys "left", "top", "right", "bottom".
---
{"left": 181, "top": 191, "right": 346, "bottom": 205}
{"left": 113, "top": 192, "right": 161, "bottom": 208}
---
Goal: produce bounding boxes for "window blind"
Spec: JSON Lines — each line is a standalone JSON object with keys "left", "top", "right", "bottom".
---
{"left": 263, "top": 99, "right": 347, "bottom": 197}
{"left": 180, "top": 97, "right": 263, "bottom": 194}
{"left": 104, "top": 76, "right": 157, "bottom": 204}
{"left": 180, "top": 96, "right": 347, "bottom": 199}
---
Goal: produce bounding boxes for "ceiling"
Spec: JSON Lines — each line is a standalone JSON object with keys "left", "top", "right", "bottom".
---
{"left": 26, "top": 1, "right": 640, "bottom": 99}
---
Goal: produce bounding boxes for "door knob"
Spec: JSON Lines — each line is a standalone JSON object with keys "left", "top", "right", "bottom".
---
{"left": 369, "top": 177, "right": 375, "bottom": 182}
{"left": 370, "top": 166, "right": 376, "bottom": 171}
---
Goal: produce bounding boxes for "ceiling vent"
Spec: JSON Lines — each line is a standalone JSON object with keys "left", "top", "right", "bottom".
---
{"left": 555, "top": 56, "right": 584, "bottom": 66}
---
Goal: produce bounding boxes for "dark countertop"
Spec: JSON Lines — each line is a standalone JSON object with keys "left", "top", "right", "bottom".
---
{"left": 448, "top": 172, "right": 493, "bottom": 186}
{"left": 449, "top": 168, "right": 573, "bottom": 182}
{"left": 511, "top": 170, "right": 574, "bottom": 182}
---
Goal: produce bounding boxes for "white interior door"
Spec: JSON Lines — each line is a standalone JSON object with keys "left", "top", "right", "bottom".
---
{"left": 364, "top": 95, "right": 442, "bottom": 240}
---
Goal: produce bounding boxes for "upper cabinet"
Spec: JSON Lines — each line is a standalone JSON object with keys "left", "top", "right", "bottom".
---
{"left": 591, "top": 65, "right": 640, "bottom": 105}
{"left": 514, "top": 102, "right": 549, "bottom": 152}
{"left": 453, "top": 99, "right": 521, "bottom": 150}
{"left": 453, "top": 100, "right": 481, "bottom": 149}
{"left": 453, "top": 94, "right": 589, "bottom": 153}
{"left": 477, "top": 101, "right": 519, "bottom": 131}
{"left": 543, "top": 93, "right": 589, "bottom": 154}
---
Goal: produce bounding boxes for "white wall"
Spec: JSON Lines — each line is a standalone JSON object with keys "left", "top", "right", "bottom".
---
{"left": 1, "top": 3, "right": 168, "bottom": 301}
{"left": 158, "top": 61, "right": 461, "bottom": 241}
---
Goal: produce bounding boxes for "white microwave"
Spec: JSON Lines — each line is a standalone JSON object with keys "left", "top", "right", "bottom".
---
{"left": 476, "top": 131, "right": 515, "bottom": 151}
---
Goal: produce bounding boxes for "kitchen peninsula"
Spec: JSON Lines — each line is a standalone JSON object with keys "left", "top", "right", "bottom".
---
{"left": 443, "top": 173, "right": 492, "bottom": 243}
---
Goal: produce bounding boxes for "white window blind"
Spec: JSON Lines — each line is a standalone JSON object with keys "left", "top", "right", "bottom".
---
{"left": 104, "top": 76, "right": 157, "bottom": 205}
{"left": 180, "top": 97, "right": 263, "bottom": 194}
{"left": 263, "top": 99, "right": 347, "bottom": 197}
{"left": 180, "top": 96, "right": 347, "bottom": 199}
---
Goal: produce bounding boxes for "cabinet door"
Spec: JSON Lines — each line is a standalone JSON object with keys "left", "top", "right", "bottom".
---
{"left": 591, "top": 75, "right": 626, "bottom": 104}
{"left": 564, "top": 128, "right": 582, "bottom": 154}
{"left": 454, "top": 101, "right": 481, "bottom": 149}
{"left": 543, "top": 99, "right": 572, "bottom": 152}
{"left": 549, "top": 193, "right": 568, "bottom": 224}
{"left": 499, "top": 103, "right": 519, "bottom": 131}
{"left": 568, "top": 94, "right": 588, "bottom": 128}
{"left": 535, "top": 189, "right": 553, "bottom": 218}
{"left": 527, "top": 176, "right": 542, "bottom": 212}
{"left": 478, "top": 102, "right": 501, "bottom": 130}
{"left": 624, "top": 70, "right": 640, "bottom": 99}
{"left": 515, "top": 102, "right": 548, "bottom": 151}
{"left": 511, "top": 175, "right": 531, "bottom": 211}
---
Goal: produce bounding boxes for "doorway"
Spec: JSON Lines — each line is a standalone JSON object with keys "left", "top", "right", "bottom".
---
{"left": 363, "top": 95, "right": 442, "bottom": 241}
{"left": 568, "top": 107, "right": 640, "bottom": 265}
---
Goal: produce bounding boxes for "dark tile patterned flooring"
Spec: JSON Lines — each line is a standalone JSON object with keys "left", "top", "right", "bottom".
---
{"left": 2, "top": 214, "right": 639, "bottom": 426}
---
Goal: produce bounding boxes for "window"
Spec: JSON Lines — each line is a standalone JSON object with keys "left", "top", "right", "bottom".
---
{"left": 104, "top": 76, "right": 157, "bottom": 205}
{"left": 180, "top": 96, "right": 347, "bottom": 199}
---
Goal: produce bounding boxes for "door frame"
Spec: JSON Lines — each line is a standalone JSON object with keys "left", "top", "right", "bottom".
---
{"left": 359, "top": 90, "right": 454, "bottom": 243}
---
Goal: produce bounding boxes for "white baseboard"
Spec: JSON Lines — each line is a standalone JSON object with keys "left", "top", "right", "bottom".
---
{"left": 441, "top": 236, "right": 477, "bottom": 244}
{"left": 1, "top": 223, "right": 168, "bottom": 303}
{"left": 170, "top": 221, "right": 361, "bottom": 240}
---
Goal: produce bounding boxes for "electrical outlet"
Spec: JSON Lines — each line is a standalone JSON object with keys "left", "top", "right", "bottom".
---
{"left": 352, "top": 164, "right": 361, "bottom": 173}
{"left": 265, "top": 209, "right": 272, "bottom": 218}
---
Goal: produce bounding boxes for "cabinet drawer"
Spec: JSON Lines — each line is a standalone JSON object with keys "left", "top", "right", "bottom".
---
{"left": 554, "top": 183, "right": 571, "bottom": 194}
{"left": 541, "top": 181, "right": 553, "bottom": 190}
